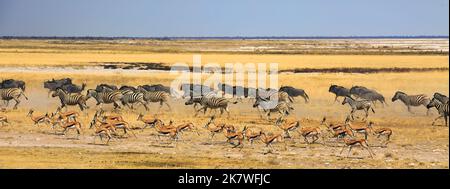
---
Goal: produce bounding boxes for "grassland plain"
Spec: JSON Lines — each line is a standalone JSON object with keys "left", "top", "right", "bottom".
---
{"left": 0, "top": 39, "right": 448, "bottom": 168}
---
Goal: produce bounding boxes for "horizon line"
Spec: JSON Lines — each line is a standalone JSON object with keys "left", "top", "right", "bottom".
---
{"left": 1, "top": 35, "right": 449, "bottom": 40}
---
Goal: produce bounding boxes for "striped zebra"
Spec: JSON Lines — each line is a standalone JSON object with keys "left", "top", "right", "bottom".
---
{"left": 137, "top": 87, "right": 171, "bottom": 111}
{"left": 342, "top": 97, "right": 375, "bottom": 120}
{"left": 427, "top": 98, "right": 449, "bottom": 126}
{"left": 0, "top": 88, "right": 28, "bottom": 109}
{"left": 120, "top": 91, "right": 149, "bottom": 111}
{"left": 433, "top": 93, "right": 449, "bottom": 104}
{"left": 253, "top": 96, "right": 294, "bottom": 121}
{"left": 51, "top": 88, "right": 88, "bottom": 111}
{"left": 184, "top": 91, "right": 221, "bottom": 113}
{"left": 86, "top": 89, "right": 123, "bottom": 110}
{"left": 392, "top": 91, "right": 431, "bottom": 115}
{"left": 187, "top": 96, "right": 238, "bottom": 117}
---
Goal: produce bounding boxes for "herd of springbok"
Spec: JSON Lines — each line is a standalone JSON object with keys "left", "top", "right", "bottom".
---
{"left": 0, "top": 78, "right": 449, "bottom": 158}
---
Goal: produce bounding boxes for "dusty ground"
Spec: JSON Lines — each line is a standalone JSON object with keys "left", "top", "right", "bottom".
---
{"left": 0, "top": 39, "right": 448, "bottom": 169}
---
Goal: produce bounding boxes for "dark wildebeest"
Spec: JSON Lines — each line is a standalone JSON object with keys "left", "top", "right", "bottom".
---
{"left": 43, "top": 78, "right": 73, "bottom": 96}
{"left": 349, "top": 86, "right": 372, "bottom": 98}
{"left": 60, "top": 83, "right": 86, "bottom": 94}
{"left": 138, "top": 84, "right": 171, "bottom": 93}
{"left": 279, "top": 86, "right": 310, "bottom": 103}
{"left": 0, "top": 79, "right": 26, "bottom": 92}
{"left": 95, "top": 84, "right": 118, "bottom": 92}
{"left": 328, "top": 85, "right": 351, "bottom": 103}
{"left": 217, "top": 83, "right": 257, "bottom": 100}
{"left": 119, "top": 85, "right": 138, "bottom": 92}
{"left": 350, "top": 86, "right": 387, "bottom": 107}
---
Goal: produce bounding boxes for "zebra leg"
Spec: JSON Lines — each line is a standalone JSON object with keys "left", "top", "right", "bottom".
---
{"left": 157, "top": 101, "right": 163, "bottom": 112}
{"left": 432, "top": 115, "right": 444, "bottom": 126}
{"left": 224, "top": 107, "right": 231, "bottom": 118}
{"left": 194, "top": 107, "right": 204, "bottom": 117}
{"left": 407, "top": 106, "right": 414, "bottom": 114}
{"left": 445, "top": 115, "right": 448, "bottom": 127}
{"left": 12, "top": 98, "right": 20, "bottom": 110}
{"left": 165, "top": 102, "right": 172, "bottom": 111}
{"left": 364, "top": 108, "right": 369, "bottom": 120}
{"left": 78, "top": 103, "right": 85, "bottom": 111}
{"left": 142, "top": 102, "right": 149, "bottom": 111}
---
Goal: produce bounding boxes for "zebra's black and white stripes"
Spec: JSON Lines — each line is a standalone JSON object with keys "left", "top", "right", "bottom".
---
{"left": 0, "top": 88, "right": 28, "bottom": 109}
{"left": 137, "top": 87, "right": 171, "bottom": 111}
{"left": 187, "top": 96, "right": 238, "bottom": 117}
{"left": 120, "top": 90, "right": 149, "bottom": 111}
{"left": 86, "top": 89, "right": 123, "bottom": 110}
{"left": 51, "top": 88, "right": 88, "bottom": 111}
{"left": 392, "top": 91, "right": 431, "bottom": 115}
{"left": 252, "top": 96, "right": 294, "bottom": 121}
{"left": 342, "top": 97, "right": 375, "bottom": 120}
{"left": 427, "top": 98, "right": 449, "bottom": 126}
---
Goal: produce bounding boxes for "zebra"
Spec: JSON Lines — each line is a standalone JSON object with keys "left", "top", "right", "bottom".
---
{"left": 253, "top": 96, "right": 294, "bottom": 121}
{"left": 0, "top": 88, "right": 28, "bottom": 109}
{"left": 137, "top": 87, "right": 171, "bottom": 111}
{"left": 185, "top": 96, "right": 203, "bottom": 111}
{"left": 427, "top": 98, "right": 449, "bottom": 126}
{"left": 342, "top": 97, "right": 375, "bottom": 120}
{"left": 392, "top": 91, "right": 431, "bottom": 115}
{"left": 120, "top": 91, "right": 149, "bottom": 111}
{"left": 51, "top": 88, "right": 88, "bottom": 111}
{"left": 86, "top": 89, "right": 123, "bottom": 110}
{"left": 184, "top": 91, "right": 219, "bottom": 112}
{"left": 433, "top": 93, "right": 449, "bottom": 104}
{"left": 186, "top": 96, "right": 238, "bottom": 117}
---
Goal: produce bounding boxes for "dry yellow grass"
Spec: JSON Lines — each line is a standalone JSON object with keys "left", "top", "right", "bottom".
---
{"left": 0, "top": 52, "right": 448, "bottom": 70}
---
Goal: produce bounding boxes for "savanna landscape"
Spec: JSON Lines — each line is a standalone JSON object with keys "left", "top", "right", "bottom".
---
{"left": 0, "top": 38, "right": 448, "bottom": 169}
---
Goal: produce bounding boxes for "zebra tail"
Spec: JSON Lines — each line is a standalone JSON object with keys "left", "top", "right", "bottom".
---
{"left": 371, "top": 107, "right": 375, "bottom": 113}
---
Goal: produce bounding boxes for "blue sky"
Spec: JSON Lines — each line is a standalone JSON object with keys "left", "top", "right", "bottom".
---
{"left": 0, "top": 0, "right": 448, "bottom": 37}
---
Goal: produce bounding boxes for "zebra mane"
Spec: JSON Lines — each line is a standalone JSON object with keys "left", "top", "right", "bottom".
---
{"left": 395, "top": 91, "right": 406, "bottom": 95}
{"left": 344, "top": 96, "right": 355, "bottom": 101}
{"left": 434, "top": 92, "right": 447, "bottom": 98}
{"left": 54, "top": 87, "right": 67, "bottom": 94}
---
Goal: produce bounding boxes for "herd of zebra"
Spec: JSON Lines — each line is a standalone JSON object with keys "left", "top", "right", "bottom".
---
{"left": 0, "top": 78, "right": 448, "bottom": 157}
{"left": 0, "top": 78, "right": 449, "bottom": 127}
